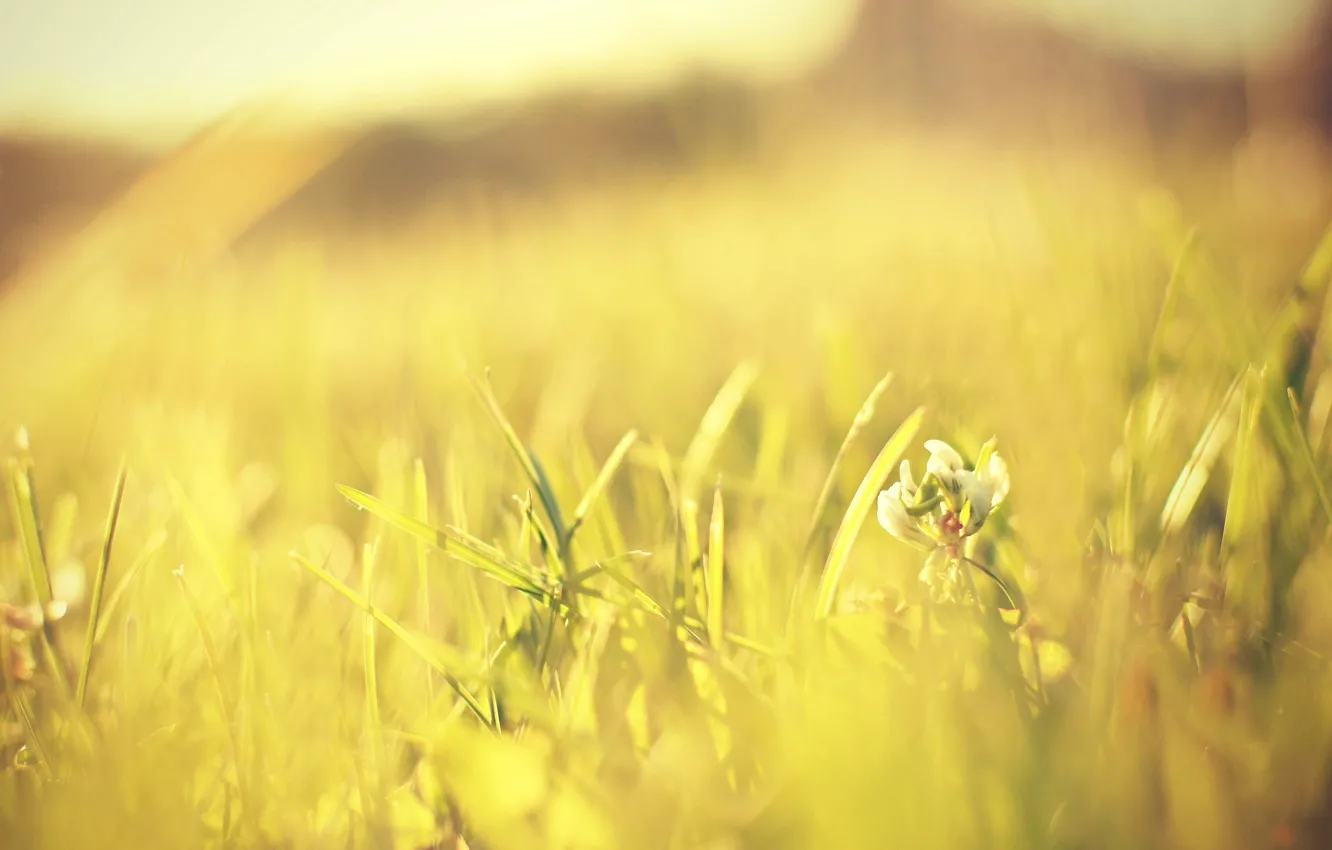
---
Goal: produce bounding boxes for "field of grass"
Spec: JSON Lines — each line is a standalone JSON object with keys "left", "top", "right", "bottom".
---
{"left": 2, "top": 123, "right": 1332, "bottom": 849}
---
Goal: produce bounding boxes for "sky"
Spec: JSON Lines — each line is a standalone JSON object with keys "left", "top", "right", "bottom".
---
{"left": 0, "top": 0, "right": 1324, "bottom": 150}
{"left": 0, "top": 0, "right": 857, "bottom": 149}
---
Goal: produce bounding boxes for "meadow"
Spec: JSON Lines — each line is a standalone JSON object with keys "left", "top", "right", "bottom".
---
{"left": 2, "top": 120, "right": 1331, "bottom": 849}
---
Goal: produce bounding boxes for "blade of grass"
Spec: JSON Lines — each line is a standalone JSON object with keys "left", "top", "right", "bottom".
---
{"left": 362, "top": 539, "right": 384, "bottom": 791}
{"left": 594, "top": 555, "right": 672, "bottom": 622}
{"left": 6, "top": 457, "right": 70, "bottom": 700}
{"left": 467, "top": 371, "right": 568, "bottom": 545}
{"left": 520, "top": 491, "right": 566, "bottom": 580}
{"left": 679, "top": 362, "right": 759, "bottom": 504}
{"left": 1222, "top": 368, "right": 1266, "bottom": 551}
{"left": 12, "top": 690, "right": 54, "bottom": 782}
{"left": 289, "top": 551, "right": 493, "bottom": 728}
{"left": 814, "top": 406, "right": 926, "bottom": 620}
{"left": 802, "top": 372, "right": 893, "bottom": 562}
{"left": 1160, "top": 373, "right": 1243, "bottom": 535}
{"left": 166, "top": 476, "right": 235, "bottom": 598}
{"left": 413, "top": 459, "right": 434, "bottom": 703}
{"left": 1279, "top": 223, "right": 1332, "bottom": 403}
{"left": 789, "top": 372, "right": 893, "bottom": 633}
{"left": 681, "top": 616, "right": 784, "bottom": 657}
{"left": 6, "top": 459, "right": 50, "bottom": 604}
{"left": 1119, "top": 230, "right": 1196, "bottom": 558}
{"left": 1287, "top": 388, "right": 1332, "bottom": 525}
{"left": 76, "top": 462, "right": 127, "bottom": 709}
{"left": 173, "top": 565, "right": 250, "bottom": 823}
{"left": 565, "top": 429, "right": 638, "bottom": 546}
{"left": 1146, "top": 229, "right": 1197, "bottom": 377}
{"left": 94, "top": 530, "right": 166, "bottom": 645}
{"left": 682, "top": 496, "right": 703, "bottom": 622}
{"left": 516, "top": 489, "right": 534, "bottom": 562}
{"left": 675, "top": 364, "right": 755, "bottom": 640}
{"left": 706, "top": 479, "right": 726, "bottom": 648}
{"left": 336, "top": 485, "right": 550, "bottom": 603}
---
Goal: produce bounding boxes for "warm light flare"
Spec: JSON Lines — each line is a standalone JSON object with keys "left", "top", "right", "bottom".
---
{"left": 0, "top": 0, "right": 857, "bottom": 148}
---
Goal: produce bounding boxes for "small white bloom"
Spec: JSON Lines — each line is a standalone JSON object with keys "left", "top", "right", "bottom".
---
{"left": 877, "top": 483, "right": 934, "bottom": 550}
{"left": 924, "top": 439, "right": 968, "bottom": 505}
{"left": 879, "top": 438, "right": 1011, "bottom": 548}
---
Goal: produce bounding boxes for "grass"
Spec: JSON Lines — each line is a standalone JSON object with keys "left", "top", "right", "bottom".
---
{"left": 2, "top": 123, "right": 1332, "bottom": 849}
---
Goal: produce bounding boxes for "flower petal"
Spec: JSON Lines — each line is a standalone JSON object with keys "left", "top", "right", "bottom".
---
{"left": 924, "top": 440, "right": 965, "bottom": 472}
{"left": 958, "top": 472, "right": 993, "bottom": 535}
{"left": 877, "top": 485, "right": 935, "bottom": 549}
{"left": 899, "top": 460, "right": 917, "bottom": 497}
{"left": 983, "top": 453, "right": 1010, "bottom": 508}
{"left": 925, "top": 439, "right": 969, "bottom": 503}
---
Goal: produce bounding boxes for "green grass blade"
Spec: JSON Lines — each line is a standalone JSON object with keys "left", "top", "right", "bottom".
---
{"left": 173, "top": 565, "right": 250, "bottom": 820}
{"left": 413, "top": 458, "right": 434, "bottom": 702}
{"left": 789, "top": 372, "right": 894, "bottom": 633}
{"left": 336, "top": 485, "right": 550, "bottom": 602}
{"left": 679, "top": 362, "right": 759, "bottom": 504}
{"left": 593, "top": 555, "right": 671, "bottom": 622}
{"left": 802, "top": 372, "right": 893, "bottom": 562}
{"left": 520, "top": 491, "right": 566, "bottom": 579}
{"left": 1160, "top": 374, "right": 1242, "bottom": 535}
{"left": 706, "top": 479, "right": 725, "bottom": 648}
{"left": 467, "top": 371, "right": 568, "bottom": 544}
{"left": 361, "top": 539, "right": 384, "bottom": 788}
{"left": 77, "top": 462, "right": 127, "bottom": 709}
{"left": 1146, "top": 229, "right": 1197, "bottom": 377}
{"left": 566, "top": 429, "right": 638, "bottom": 546}
{"left": 94, "top": 530, "right": 166, "bottom": 645}
{"left": 11, "top": 690, "right": 54, "bottom": 782}
{"left": 1222, "top": 368, "right": 1266, "bottom": 551}
{"left": 814, "top": 406, "right": 926, "bottom": 620}
{"left": 680, "top": 617, "right": 785, "bottom": 657}
{"left": 6, "top": 458, "right": 53, "bottom": 605}
{"left": 289, "top": 551, "right": 493, "bottom": 728}
{"left": 6, "top": 456, "right": 70, "bottom": 701}
{"left": 1287, "top": 387, "right": 1332, "bottom": 525}
{"left": 1281, "top": 224, "right": 1332, "bottom": 401}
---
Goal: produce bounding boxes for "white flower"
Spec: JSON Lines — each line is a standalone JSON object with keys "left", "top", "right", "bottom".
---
{"left": 878, "top": 438, "right": 1011, "bottom": 548}
{"left": 877, "top": 482, "right": 935, "bottom": 550}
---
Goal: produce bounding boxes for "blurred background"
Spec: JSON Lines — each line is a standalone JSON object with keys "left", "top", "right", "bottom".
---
{"left": 2, "top": 0, "right": 1330, "bottom": 284}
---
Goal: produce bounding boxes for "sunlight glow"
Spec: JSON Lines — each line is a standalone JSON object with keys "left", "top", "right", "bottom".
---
{"left": 0, "top": 0, "right": 857, "bottom": 148}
